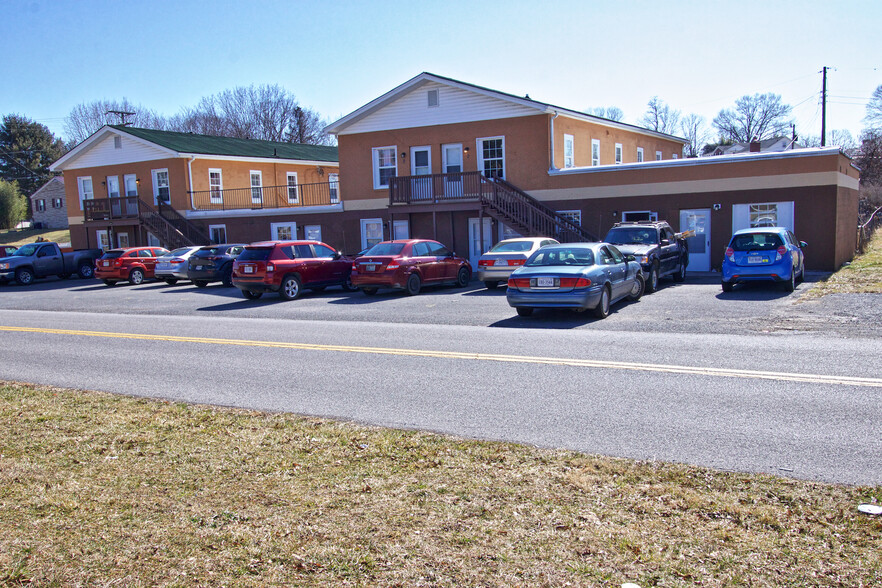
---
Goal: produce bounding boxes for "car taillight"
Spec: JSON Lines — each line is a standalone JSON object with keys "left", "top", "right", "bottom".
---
{"left": 478, "top": 259, "right": 493, "bottom": 267}
{"left": 351, "top": 263, "right": 358, "bottom": 271}
{"left": 559, "top": 277, "right": 592, "bottom": 288}
{"left": 113, "top": 259, "right": 123, "bottom": 266}
{"left": 776, "top": 245, "right": 786, "bottom": 261}
{"left": 266, "top": 264, "right": 274, "bottom": 272}
{"left": 386, "top": 262, "right": 400, "bottom": 271}
{"left": 725, "top": 247, "right": 734, "bottom": 261}
{"left": 508, "top": 259, "right": 526, "bottom": 266}
{"left": 508, "top": 277, "right": 531, "bottom": 288}
{"left": 170, "top": 258, "right": 184, "bottom": 263}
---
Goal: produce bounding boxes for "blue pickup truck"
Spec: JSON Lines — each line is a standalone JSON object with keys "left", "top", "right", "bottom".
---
{"left": 0, "top": 242, "right": 103, "bottom": 285}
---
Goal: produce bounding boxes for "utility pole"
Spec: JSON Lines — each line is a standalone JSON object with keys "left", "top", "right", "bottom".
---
{"left": 820, "top": 66, "right": 828, "bottom": 147}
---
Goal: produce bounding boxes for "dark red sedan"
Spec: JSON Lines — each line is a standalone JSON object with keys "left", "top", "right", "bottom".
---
{"left": 351, "top": 239, "right": 471, "bottom": 296}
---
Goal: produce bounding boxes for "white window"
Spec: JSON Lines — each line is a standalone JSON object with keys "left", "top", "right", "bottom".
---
{"left": 96, "top": 230, "right": 110, "bottom": 250}
{"left": 113, "top": 136, "right": 122, "bottom": 149}
{"left": 591, "top": 140, "right": 600, "bottom": 166}
{"left": 615, "top": 143, "right": 623, "bottom": 165}
{"left": 732, "top": 202, "right": 794, "bottom": 232}
{"left": 52, "top": 198, "right": 63, "bottom": 209}
{"left": 655, "top": 151, "right": 663, "bottom": 161}
{"left": 328, "top": 173, "right": 339, "bottom": 203}
{"left": 250, "top": 171, "right": 263, "bottom": 204}
{"left": 393, "top": 220, "right": 410, "bottom": 240}
{"left": 478, "top": 136, "right": 505, "bottom": 179}
{"left": 35, "top": 199, "right": 46, "bottom": 212}
{"left": 147, "top": 232, "right": 161, "bottom": 247}
{"left": 209, "top": 169, "right": 223, "bottom": 203}
{"left": 106, "top": 176, "right": 120, "bottom": 198}
{"left": 411, "top": 146, "right": 431, "bottom": 175}
{"left": 372, "top": 146, "right": 397, "bottom": 189}
{"left": 77, "top": 176, "right": 93, "bottom": 210}
{"left": 286, "top": 172, "right": 299, "bottom": 204}
{"left": 557, "top": 210, "right": 582, "bottom": 226}
{"left": 271, "top": 222, "right": 296, "bottom": 240}
{"left": 124, "top": 174, "right": 138, "bottom": 197}
{"left": 151, "top": 169, "right": 169, "bottom": 204}
{"left": 637, "top": 147, "right": 644, "bottom": 163}
{"left": 305, "top": 225, "right": 321, "bottom": 241}
{"left": 563, "top": 134, "right": 574, "bottom": 168}
{"left": 672, "top": 153, "right": 679, "bottom": 159}
{"left": 750, "top": 203, "right": 778, "bottom": 228}
{"left": 427, "top": 89, "right": 440, "bottom": 108}
{"left": 208, "top": 224, "right": 227, "bottom": 244}
{"left": 117, "top": 233, "right": 129, "bottom": 248}
{"left": 360, "top": 218, "right": 383, "bottom": 249}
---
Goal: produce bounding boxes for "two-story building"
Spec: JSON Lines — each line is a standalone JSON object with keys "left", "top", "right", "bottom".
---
{"left": 29, "top": 176, "right": 68, "bottom": 230}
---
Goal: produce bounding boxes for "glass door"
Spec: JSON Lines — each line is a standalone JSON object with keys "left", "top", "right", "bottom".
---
{"left": 442, "top": 143, "right": 463, "bottom": 199}
{"left": 679, "top": 209, "right": 711, "bottom": 271}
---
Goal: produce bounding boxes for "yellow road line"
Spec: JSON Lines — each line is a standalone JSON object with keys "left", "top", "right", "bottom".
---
{"left": 3, "top": 325, "right": 881, "bottom": 388}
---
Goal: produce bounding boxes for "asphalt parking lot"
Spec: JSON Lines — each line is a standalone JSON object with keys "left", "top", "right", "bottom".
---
{"left": 2, "top": 271, "right": 880, "bottom": 339}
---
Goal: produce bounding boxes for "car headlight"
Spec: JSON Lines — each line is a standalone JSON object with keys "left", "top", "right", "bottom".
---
{"left": 0, "top": 263, "right": 8, "bottom": 270}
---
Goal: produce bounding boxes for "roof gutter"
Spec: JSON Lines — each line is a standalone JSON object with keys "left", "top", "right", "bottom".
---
{"left": 187, "top": 156, "right": 197, "bottom": 210}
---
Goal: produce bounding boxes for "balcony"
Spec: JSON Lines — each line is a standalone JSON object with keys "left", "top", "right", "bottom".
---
{"left": 189, "top": 181, "right": 340, "bottom": 211}
{"left": 389, "top": 171, "right": 490, "bottom": 205}
{"left": 83, "top": 196, "right": 142, "bottom": 221}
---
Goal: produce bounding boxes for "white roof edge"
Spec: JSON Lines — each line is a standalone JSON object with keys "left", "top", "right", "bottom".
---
{"left": 179, "top": 153, "right": 339, "bottom": 166}
{"left": 49, "top": 125, "right": 179, "bottom": 171}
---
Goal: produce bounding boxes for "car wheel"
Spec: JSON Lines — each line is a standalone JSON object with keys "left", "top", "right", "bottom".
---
{"left": 516, "top": 307, "right": 533, "bottom": 317}
{"left": 221, "top": 265, "right": 233, "bottom": 287}
{"left": 783, "top": 271, "right": 796, "bottom": 293}
{"left": 405, "top": 273, "right": 421, "bottom": 296}
{"left": 128, "top": 268, "right": 144, "bottom": 285}
{"left": 342, "top": 274, "right": 359, "bottom": 292}
{"left": 15, "top": 268, "right": 34, "bottom": 286}
{"left": 242, "top": 289, "right": 262, "bottom": 300}
{"left": 103, "top": 279, "right": 117, "bottom": 287}
{"left": 673, "top": 257, "right": 687, "bottom": 282}
{"left": 280, "top": 275, "right": 302, "bottom": 300}
{"left": 484, "top": 281, "right": 499, "bottom": 290}
{"left": 593, "top": 286, "right": 611, "bottom": 319}
{"left": 627, "top": 272, "right": 645, "bottom": 301}
{"left": 194, "top": 280, "right": 208, "bottom": 288}
{"left": 164, "top": 278, "right": 178, "bottom": 285}
{"left": 796, "top": 264, "right": 805, "bottom": 284}
{"left": 362, "top": 287, "right": 378, "bottom": 296}
{"left": 721, "top": 280, "right": 733, "bottom": 293}
{"left": 78, "top": 263, "right": 94, "bottom": 279}
{"left": 646, "top": 263, "right": 659, "bottom": 293}
{"left": 456, "top": 266, "right": 470, "bottom": 288}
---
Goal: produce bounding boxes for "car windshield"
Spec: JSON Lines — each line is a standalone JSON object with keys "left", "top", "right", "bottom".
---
{"left": 195, "top": 247, "right": 221, "bottom": 257}
{"left": 101, "top": 251, "right": 125, "bottom": 259}
{"left": 364, "top": 242, "right": 405, "bottom": 256}
{"left": 489, "top": 240, "right": 533, "bottom": 253}
{"left": 526, "top": 247, "right": 595, "bottom": 267}
{"left": 12, "top": 244, "right": 39, "bottom": 256}
{"left": 167, "top": 247, "right": 194, "bottom": 257}
{"left": 237, "top": 248, "right": 272, "bottom": 262}
{"left": 604, "top": 227, "right": 658, "bottom": 245}
{"left": 730, "top": 233, "right": 783, "bottom": 251}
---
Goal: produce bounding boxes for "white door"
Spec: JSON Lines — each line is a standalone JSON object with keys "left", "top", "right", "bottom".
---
{"left": 410, "top": 146, "right": 432, "bottom": 200}
{"left": 442, "top": 143, "right": 463, "bottom": 199}
{"left": 680, "top": 209, "right": 711, "bottom": 272}
{"left": 468, "top": 217, "right": 493, "bottom": 269}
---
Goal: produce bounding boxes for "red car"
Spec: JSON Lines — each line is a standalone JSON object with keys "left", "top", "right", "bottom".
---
{"left": 95, "top": 246, "right": 170, "bottom": 286}
{"left": 232, "top": 240, "right": 356, "bottom": 300}
{"left": 351, "top": 239, "right": 471, "bottom": 296}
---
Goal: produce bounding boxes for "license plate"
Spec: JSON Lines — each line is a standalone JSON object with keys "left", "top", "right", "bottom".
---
{"left": 537, "top": 277, "right": 555, "bottom": 287}
{"left": 102, "top": 261, "right": 109, "bottom": 267}
{"left": 195, "top": 265, "right": 203, "bottom": 270}
{"left": 365, "top": 265, "right": 376, "bottom": 272}
{"left": 747, "top": 256, "right": 767, "bottom": 264}
{"left": 494, "top": 259, "right": 507, "bottom": 266}
{"left": 244, "top": 266, "right": 254, "bottom": 274}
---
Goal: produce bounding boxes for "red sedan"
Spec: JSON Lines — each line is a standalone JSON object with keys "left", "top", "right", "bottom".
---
{"left": 351, "top": 239, "right": 471, "bottom": 296}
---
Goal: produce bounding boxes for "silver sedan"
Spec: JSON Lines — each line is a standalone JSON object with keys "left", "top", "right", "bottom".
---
{"left": 476, "top": 237, "right": 559, "bottom": 289}
{"left": 154, "top": 246, "right": 203, "bottom": 285}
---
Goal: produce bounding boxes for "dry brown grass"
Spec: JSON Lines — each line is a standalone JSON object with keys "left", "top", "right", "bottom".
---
{"left": 805, "top": 230, "right": 882, "bottom": 298}
{"left": 0, "top": 228, "right": 71, "bottom": 247}
{"left": 1, "top": 381, "right": 880, "bottom": 587}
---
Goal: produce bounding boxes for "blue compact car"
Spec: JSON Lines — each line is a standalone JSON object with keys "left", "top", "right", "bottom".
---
{"left": 506, "top": 243, "right": 645, "bottom": 319}
{"left": 721, "top": 227, "right": 806, "bottom": 292}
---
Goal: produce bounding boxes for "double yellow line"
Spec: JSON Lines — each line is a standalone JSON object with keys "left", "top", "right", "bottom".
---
{"left": 3, "top": 325, "right": 881, "bottom": 388}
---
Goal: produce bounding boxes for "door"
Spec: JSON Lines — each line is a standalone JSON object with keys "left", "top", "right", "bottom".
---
{"left": 410, "top": 146, "right": 432, "bottom": 200}
{"left": 442, "top": 143, "right": 463, "bottom": 199}
{"left": 468, "top": 217, "right": 493, "bottom": 269}
{"left": 680, "top": 209, "right": 711, "bottom": 271}
{"left": 107, "top": 176, "right": 121, "bottom": 216}
{"left": 600, "top": 245, "right": 628, "bottom": 299}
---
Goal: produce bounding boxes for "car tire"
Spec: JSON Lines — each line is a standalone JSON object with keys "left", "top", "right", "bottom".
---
{"left": 405, "top": 273, "right": 421, "bottom": 296}
{"left": 15, "top": 268, "right": 35, "bottom": 286}
{"left": 516, "top": 307, "right": 533, "bottom": 317}
{"left": 78, "top": 263, "right": 94, "bottom": 279}
{"left": 673, "top": 257, "right": 687, "bottom": 282}
{"left": 361, "top": 287, "right": 378, "bottom": 296}
{"left": 279, "top": 274, "right": 302, "bottom": 300}
{"left": 221, "top": 265, "right": 233, "bottom": 287}
{"left": 194, "top": 280, "right": 208, "bottom": 288}
{"left": 103, "top": 279, "right": 117, "bottom": 287}
{"left": 627, "top": 272, "right": 645, "bottom": 302}
{"left": 342, "top": 274, "right": 359, "bottom": 292}
{"left": 593, "top": 286, "right": 611, "bottom": 319}
{"left": 456, "top": 266, "right": 470, "bottom": 288}
{"left": 646, "top": 263, "right": 659, "bottom": 293}
{"left": 783, "top": 271, "right": 796, "bottom": 293}
{"left": 242, "top": 289, "right": 262, "bottom": 300}
{"left": 128, "top": 268, "right": 145, "bottom": 285}
{"left": 164, "top": 278, "right": 178, "bottom": 285}
{"left": 721, "top": 280, "right": 733, "bottom": 293}
{"left": 484, "top": 281, "right": 499, "bottom": 290}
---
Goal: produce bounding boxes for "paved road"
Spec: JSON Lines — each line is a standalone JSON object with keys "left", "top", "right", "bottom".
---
{"left": 1, "top": 274, "right": 880, "bottom": 485}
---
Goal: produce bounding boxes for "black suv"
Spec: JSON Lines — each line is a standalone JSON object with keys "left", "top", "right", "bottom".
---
{"left": 603, "top": 221, "right": 689, "bottom": 292}
{"left": 187, "top": 243, "right": 246, "bottom": 287}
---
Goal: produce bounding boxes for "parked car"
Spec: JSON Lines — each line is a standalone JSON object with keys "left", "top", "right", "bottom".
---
{"left": 476, "top": 237, "right": 559, "bottom": 289}
{"left": 187, "top": 243, "right": 246, "bottom": 287}
{"left": 603, "top": 220, "right": 689, "bottom": 292}
{"left": 721, "top": 227, "right": 806, "bottom": 292}
{"left": 232, "top": 240, "right": 356, "bottom": 300}
{"left": 154, "top": 246, "right": 203, "bottom": 285}
{"left": 506, "top": 242, "right": 644, "bottom": 319}
{"left": 0, "top": 242, "right": 103, "bottom": 285}
{"left": 95, "top": 246, "right": 170, "bottom": 286}
{"left": 351, "top": 239, "right": 471, "bottom": 296}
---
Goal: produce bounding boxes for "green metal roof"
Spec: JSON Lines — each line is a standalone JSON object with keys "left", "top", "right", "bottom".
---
{"left": 112, "top": 126, "right": 338, "bottom": 162}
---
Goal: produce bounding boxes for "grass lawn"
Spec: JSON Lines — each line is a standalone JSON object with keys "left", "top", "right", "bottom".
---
{"left": 1, "top": 381, "right": 880, "bottom": 587}
{"left": 0, "top": 228, "right": 71, "bottom": 247}
{"left": 806, "top": 229, "right": 882, "bottom": 297}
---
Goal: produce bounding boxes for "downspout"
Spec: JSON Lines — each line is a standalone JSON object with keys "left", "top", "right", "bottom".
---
{"left": 549, "top": 111, "right": 559, "bottom": 172}
{"left": 187, "top": 156, "right": 197, "bottom": 210}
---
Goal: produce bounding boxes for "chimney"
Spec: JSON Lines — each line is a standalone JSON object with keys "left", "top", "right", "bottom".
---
{"left": 749, "top": 137, "right": 761, "bottom": 153}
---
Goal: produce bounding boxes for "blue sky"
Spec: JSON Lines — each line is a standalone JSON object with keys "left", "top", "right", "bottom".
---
{"left": 4, "top": 0, "right": 880, "bottom": 144}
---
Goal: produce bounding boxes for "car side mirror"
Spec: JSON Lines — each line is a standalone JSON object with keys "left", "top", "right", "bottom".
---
{"left": 799, "top": 241, "right": 807, "bottom": 248}
{"left": 660, "top": 239, "right": 670, "bottom": 246}
{"left": 625, "top": 254, "right": 636, "bottom": 262}
{"left": 333, "top": 251, "right": 342, "bottom": 260}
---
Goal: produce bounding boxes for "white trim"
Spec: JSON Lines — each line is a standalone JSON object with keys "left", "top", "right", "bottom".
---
{"left": 186, "top": 202, "right": 344, "bottom": 220}
{"left": 286, "top": 171, "right": 299, "bottom": 204}
{"left": 615, "top": 143, "right": 623, "bottom": 165}
{"left": 655, "top": 150, "right": 663, "bottom": 161}
{"left": 250, "top": 170, "right": 263, "bottom": 204}
{"left": 77, "top": 176, "right": 93, "bottom": 211}
{"left": 360, "top": 218, "right": 384, "bottom": 250}
{"left": 178, "top": 153, "right": 338, "bottom": 166}
{"left": 622, "top": 210, "right": 658, "bottom": 222}
{"left": 96, "top": 229, "right": 110, "bottom": 250}
{"left": 328, "top": 172, "right": 340, "bottom": 203}
{"left": 477, "top": 136, "right": 505, "bottom": 180}
{"left": 106, "top": 175, "right": 120, "bottom": 198}
{"left": 151, "top": 168, "right": 170, "bottom": 205}
{"left": 372, "top": 146, "right": 397, "bottom": 190}
{"left": 50, "top": 126, "right": 178, "bottom": 171}
{"left": 208, "top": 224, "right": 227, "bottom": 244}
{"left": 209, "top": 168, "right": 223, "bottom": 203}
{"left": 563, "top": 134, "right": 574, "bottom": 169}
{"left": 591, "top": 139, "right": 600, "bottom": 166}
{"left": 123, "top": 173, "right": 138, "bottom": 197}
{"left": 410, "top": 145, "right": 432, "bottom": 175}
{"left": 271, "top": 221, "right": 297, "bottom": 240}
{"left": 636, "top": 147, "right": 644, "bottom": 163}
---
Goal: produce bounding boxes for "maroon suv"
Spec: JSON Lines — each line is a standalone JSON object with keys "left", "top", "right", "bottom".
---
{"left": 232, "top": 240, "right": 356, "bottom": 300}
{"left": 351, "top": 239, "right": 471, "bottom": 296}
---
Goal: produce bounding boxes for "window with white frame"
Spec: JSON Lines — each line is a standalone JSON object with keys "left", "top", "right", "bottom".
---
{"left": 271, "top": 222, "right": 296, "bottom": 240}
{"left": 35, "top": 199, "right": 46, "bottom": 212}
{"left": 52, "top": 198, "right": 63, "bottom": 209}
{"left": 557, "top": 210, "right": 582, "bottom": 226}
{"left": 106, "top": 176, "right": 120, "bottom": 198}
{"left": 147, "top": 232, "right": 161, "bottom": 247}
{"left": 305, "top": 225, "right": 321, "bottom": 241}
{"left": 591, "top": 139, "right": 600, "bottom": 166}
{"left": 478, "top": 137, "right": 505, "bottom": 179}
{"left": 250, "top": 171, "right": 263, "bottom": 204}
{"left": 372, "top": 146, "right": 397, "bottom": 189}
{"left": 750, "top": 203, "right": 778, "bottom": 227}
{"left": 151, "top": 169, "right": 169, "bottom": 204}
{"left": 563, "top": 134, "right": 574, "bottom": 168}
{"left": 672, "top": 153, "right": 678, "bottom": 159}
{"left": 209, "top": 169, "right": 223, "bottom": 203}
{"left": 124, "top": 174, "right": 138, "bottom": 197}
{"left": 209, "top": 224, "right": 227, "bottom": 244}
{"left": 655, "top": 151, "right": 663, "bottom": 161}
{"left": 732, "top": 202, "right": 794, "bottom": 232}
{"left": 114, "top": 136, "right": 122, "bottom": 149}
{"left": 286, "top": 172, "right": 299, "bottom": 204}
{"left": 360, "top": 218, "right": 383, "bottom": 249}
{"left": 117, "top": 233, "right": 129, "bottom": 248}
{"left": 96, "top": 230, "right": 110, "bottom": 250}
{"left": 77, "top": 176, "right": 93, "bottom": 210}
{"left": 637, "top": 147, "right": 644, "bottom": 163}
{"left": 427, "top": 89, "right": 440, "bottom": 108}
{"left": 615, "top": 143, "right": 623, "bottom": 165}
{"left": 328, "top": 173, "right": 339, "bottom": 203}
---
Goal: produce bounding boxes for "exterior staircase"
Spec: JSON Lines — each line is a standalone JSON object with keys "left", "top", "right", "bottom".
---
{"left": 141, "top": 200, "right": 211, "bottom": 250}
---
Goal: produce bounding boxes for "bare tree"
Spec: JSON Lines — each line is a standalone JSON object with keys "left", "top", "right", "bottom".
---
{"left": 587, "top": 106, "right": 624, "bottom": 122}
{"left": 679, "top": 113, "right": 710, "bottom": 158}
{"left": 640, "top": 97, "right": 681, "bottom": 135}
{"left": 64, "top": 99, "right": 167, "bottom": 145}
{"left": 856, "top": 129, "right": 882, "bottom": 187}
{"left": 864, "top": 85, "right": 882, "bottom": 131}
{"left": 712, "top": 93, "right": 792, "bottom": 143}
{"left": 800, "top": 129, "right": 857, "bottom": 151}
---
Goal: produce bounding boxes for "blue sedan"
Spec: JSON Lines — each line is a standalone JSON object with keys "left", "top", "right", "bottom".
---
{"left": 722, "top": 227, "right": 806, "bottom": 292}
{"left": 506, "top": 243, "right": 645, "bottom": 318}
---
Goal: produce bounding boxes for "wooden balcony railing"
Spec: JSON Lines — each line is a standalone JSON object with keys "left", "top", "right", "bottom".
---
{"left": 189, "top": 181, "right": 340, "bottom": 211}
{"left": 83, "top": 196, "right": 142, "bottom": 221}
{"left": 389, "top": 171, "right": 489, "bottom": 204}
